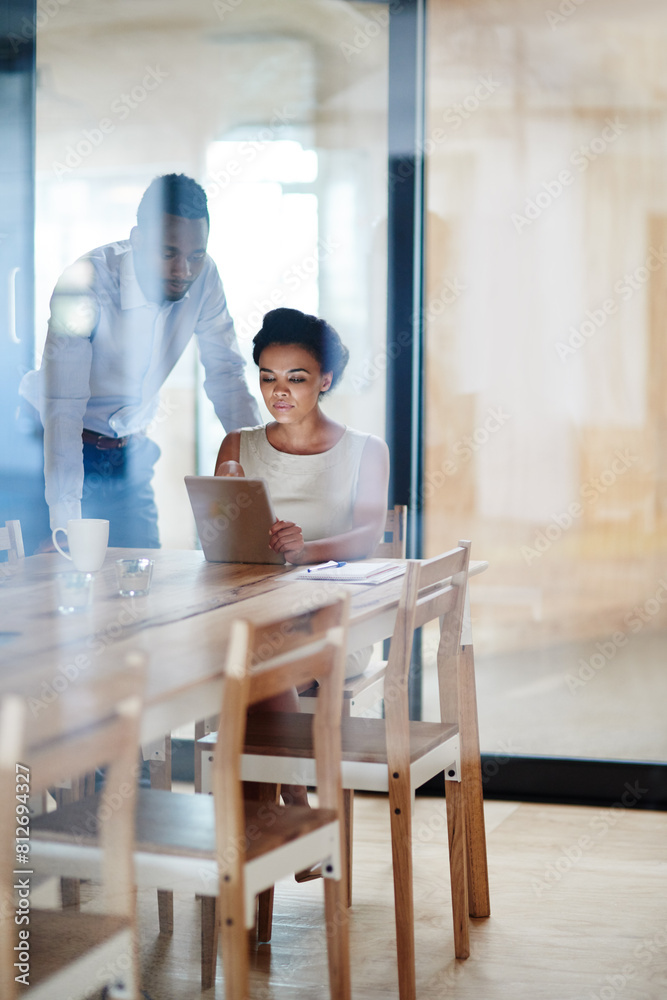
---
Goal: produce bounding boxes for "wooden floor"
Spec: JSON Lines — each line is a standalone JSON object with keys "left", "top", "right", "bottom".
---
{"left": 129, "top": 793, "right": 667, "bottom": 999}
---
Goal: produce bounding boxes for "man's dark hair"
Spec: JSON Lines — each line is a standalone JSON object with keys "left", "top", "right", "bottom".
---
{"left": 252, "top": 307, "right": 350, "bottom": 391}
{"left": 136, "top": 173, "right": 209, "bottom": 229}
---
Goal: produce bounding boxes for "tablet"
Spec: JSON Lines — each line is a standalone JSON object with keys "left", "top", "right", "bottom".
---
{"left": 184, "top": 476, "right": 285, "bottom": 565}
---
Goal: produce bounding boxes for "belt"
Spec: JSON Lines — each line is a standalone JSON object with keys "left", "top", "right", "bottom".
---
{"left": 82, "top": 429, "right": 132, "bottom": 450}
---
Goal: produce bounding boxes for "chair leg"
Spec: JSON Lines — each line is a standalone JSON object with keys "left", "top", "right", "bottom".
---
{"left": 459, "top": 644, "right": 490, "bottom": 917}
{"left": 194, "top": 718, "right": 205, "bottom": 794}
{"left": 219, "top": 868, "right": 250, "bottom": 1000}
{"left": 341, "top": 694, "right": 353, "bottom": 907}
{"left": 323, "top": 875, "right": 351, "bottom": 1000}
{"left": 256, "top": 887, "right": 275, "bottom": 943}
{"left": 157, "top": 890, "right": 174, "bottom": 938}
{"left": 200, "top": 895, "right": 219, "bottom": 990}
{"left": 150, "top": 736, "right": 174, "bottom": 935}
{"left": 388, "top": 777, "right": 417, "bottom": 1000}
{"left": 445, "top": 777, "right": 470, "bottom": 959}
{"left": 254, "top": 782, "right": 280, "bottom": 943}
{"left": 60, "top": 877, "right": 80, "bottom": 909}
{"left": 343, "top": 787, "right": 353, "bottom": 907}
{"left": 56, "top": 774, "right": 94, "bottom": 910}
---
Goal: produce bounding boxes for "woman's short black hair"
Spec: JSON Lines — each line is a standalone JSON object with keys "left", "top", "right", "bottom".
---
{"left": 252, "top": 308, "right": 350, "bottom": 390}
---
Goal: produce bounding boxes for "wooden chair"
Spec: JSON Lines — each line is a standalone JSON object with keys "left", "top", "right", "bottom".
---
{"left": 298, "top": 504, "right": 407, "bottom": 719}
{"left": 294, "top": 504, "right": 408, "bottom": 906}
{"left": 31, "top": 596, "right": 352, "bottom": 999}
{"left": 195, "top": 506, "right": 408, "bottom": 787}
{"left": 0, "top": 520, "right": 24, "bottom": 563}
{"left": 196, "top": 504, "right": 408, "bottom": 912}
{"left": 238, "top": 541, "right": 490, "bottom": 1000}
{"left": 373, "top": 503, "right": 407, "bottom": 559}
{"left": 0, "top": 654, "right": 145, "bottom": 1000}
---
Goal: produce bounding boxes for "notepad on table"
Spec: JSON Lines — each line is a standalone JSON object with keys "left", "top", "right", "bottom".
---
{"left": 292, "top": 560, "right": 405, "bottom": 584}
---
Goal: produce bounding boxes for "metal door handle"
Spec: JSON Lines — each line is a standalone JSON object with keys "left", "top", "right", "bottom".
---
{"left": 8, "top": 266, "right": 20, "bottom": 343}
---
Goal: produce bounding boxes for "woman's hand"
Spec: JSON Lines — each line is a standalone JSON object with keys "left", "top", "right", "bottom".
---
{"left": 215, "top": 460, "right": 245, "bottom": 477}
{"left": 269, "top": 520, "right": 306, "bottom": 564}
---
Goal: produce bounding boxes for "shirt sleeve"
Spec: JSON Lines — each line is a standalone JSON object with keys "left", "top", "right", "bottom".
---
{"left": 38, "top": 263, "right": 99, "bottom": 529}
{"left": 194, "top": 264, "right": 262, "bottom": 431}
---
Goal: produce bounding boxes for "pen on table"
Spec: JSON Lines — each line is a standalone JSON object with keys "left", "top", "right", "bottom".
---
{"left": 306, "top": 560, "right": 347, "bottom": 573}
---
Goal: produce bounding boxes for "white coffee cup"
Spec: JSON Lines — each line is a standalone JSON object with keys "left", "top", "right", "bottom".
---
{"left": 52, "top": 518, "right": 109, "bottom": 572}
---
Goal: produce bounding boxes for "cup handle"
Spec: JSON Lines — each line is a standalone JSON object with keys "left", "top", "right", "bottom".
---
{"left": 52, "top": 526, "right": 72, "bottom": 560}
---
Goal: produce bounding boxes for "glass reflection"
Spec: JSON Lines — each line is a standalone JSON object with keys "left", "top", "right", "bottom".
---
{"left": 30, "top": 0, "right": 388, "bottom": 547}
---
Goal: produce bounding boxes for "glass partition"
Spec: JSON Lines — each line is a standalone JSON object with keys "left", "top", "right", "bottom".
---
{"left": 423, "top": 0, "right": 667, "bottom": 766}
{"left": 34, "top": 0, "right": 389, "bottom": 546}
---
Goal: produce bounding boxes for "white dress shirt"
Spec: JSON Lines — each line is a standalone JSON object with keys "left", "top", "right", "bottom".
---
{"left": 20, "top": 240, "right": 261, "bottom": 529}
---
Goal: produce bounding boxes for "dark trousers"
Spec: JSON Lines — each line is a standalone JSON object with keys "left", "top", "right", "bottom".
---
{"left": 82, "top": 435, "right": 161, "bottom": 548}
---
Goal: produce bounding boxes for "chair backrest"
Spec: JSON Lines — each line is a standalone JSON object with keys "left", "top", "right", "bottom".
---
{"left": 0, "top": 521, "right": 24, "bottom": 563}
{"left": 383, "top": 540, "right": 470, "bottom": 733}
{"left": 211, "top": 593, "right": 350, "bottom": 870}
{"left": 0, "top": 653, "right": 146, "bottom": 999}
{"left": 373, "top": 505, "right": 407, "bottom": 559}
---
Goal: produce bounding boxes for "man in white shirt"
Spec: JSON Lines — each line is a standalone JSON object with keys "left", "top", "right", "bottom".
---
{"left": 20, "top": 173, "right": 261, "bottom": 548}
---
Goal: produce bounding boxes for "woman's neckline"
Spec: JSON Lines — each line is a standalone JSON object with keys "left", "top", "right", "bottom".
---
{"left": 262, "top": 422, "right": 348, "bottom": 456}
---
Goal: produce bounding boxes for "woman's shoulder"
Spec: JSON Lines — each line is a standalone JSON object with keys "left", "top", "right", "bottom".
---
{"left": 223, "top": 424, "right": 265, "bottom": 439}
{"left": 217, "top": 425, "right": 265, "bottom": 467}
{"left": 238, "top": 424, "right": 266, "bottom": 439}
{"left": 239, "top": 424, "right": 273, "bottom": 462}
{"left": 343, "top": 426, "right": 389, "bottom": 454}
{"left": 337, "top": 428, "right": 389, "bottom": 475}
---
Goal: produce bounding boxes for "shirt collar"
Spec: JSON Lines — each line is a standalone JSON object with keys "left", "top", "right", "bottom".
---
{"left": 119, "top": 247, "right": 188, "bottom": 311}
{"left": 119, "top": 248, "right": 151, "bottom": 310}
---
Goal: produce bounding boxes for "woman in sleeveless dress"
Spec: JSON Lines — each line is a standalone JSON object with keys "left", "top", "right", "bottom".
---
{"left": 215, "top": 307, "right": 389, "bottom": 565}
{"left": 215, "top": 308, "right": 390, "bottom": 848}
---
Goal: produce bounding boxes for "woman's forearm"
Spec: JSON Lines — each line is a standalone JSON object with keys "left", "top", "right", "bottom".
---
{"left": 289, "top": 521, "right": 385, "bottom": 565}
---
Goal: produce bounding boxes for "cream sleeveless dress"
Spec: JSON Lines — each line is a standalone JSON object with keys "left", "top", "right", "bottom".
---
{"left": 239, "top": 424, "right": 376, "bottom": 678}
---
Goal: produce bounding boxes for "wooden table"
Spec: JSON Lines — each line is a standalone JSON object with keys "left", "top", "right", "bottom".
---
{"left": 0, "top": 545, "right": 490, "bottom": 920}
{"left": 0, "top": 548, "right": 407, "bottom": 746}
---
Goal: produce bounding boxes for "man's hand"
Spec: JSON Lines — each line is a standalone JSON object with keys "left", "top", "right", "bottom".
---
{"left": 215, "top": 460, "right": 245, "bottom": 477}
{"left": 269, "top": 520, "right": 306, "bottom": 564}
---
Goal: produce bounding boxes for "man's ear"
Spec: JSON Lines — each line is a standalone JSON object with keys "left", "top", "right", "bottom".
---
{"left": 129, "top": 226, "right": 142, "bottom": 251}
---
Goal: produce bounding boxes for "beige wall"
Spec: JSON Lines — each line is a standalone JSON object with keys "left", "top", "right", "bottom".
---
{"left": 424, "top": 0, "right": 667, "bottom": 655}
